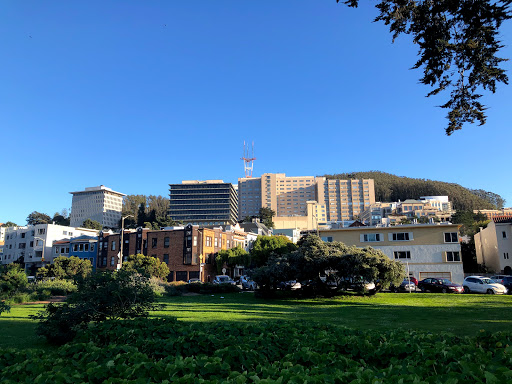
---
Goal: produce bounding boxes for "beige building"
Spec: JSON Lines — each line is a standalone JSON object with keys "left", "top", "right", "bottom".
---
{"left": 319, "top": 223, "right": 464, "bottom": 283}
{"left": 474, "top": 208, "right": 512, "bottom": 220}
{"left": 474, "top": 217, "right": 512, "bottom": 274}
{"left": 238, "top": 173, "right": 375, "bottom": 223}
{"left": 70, "top": 185, "right": 125, "bottom": 229}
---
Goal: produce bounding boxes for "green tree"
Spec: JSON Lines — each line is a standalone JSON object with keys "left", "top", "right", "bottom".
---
{"left": 122, "top": 254, "right": 170, "bottom": 280}
{"left": 0, "top": 301, "right": 10, "bottom": 315}
{"left": 259, "top": 207, "right": 276, "bottom": 228}
{"left": 216, "top": 246, "right": 250, "bottom": 274}
{"left": 26, "top": 211, "right": 52, "bottom": 225}
{"left": 470, "top": 189, "right": 506, "bottom": 209}
{"left": 338, "top": 0, "right": 511, "bottom": 135}
{"left": 0, "top": 264, "right": 28, "bottom": 298}
{"left": 52, "top": 212, "right": 70, "bottom": 226}
{"left": 32, "top": 269, "right": 160, "bottom": 345}
{"left": 37, "top": 256, "right": 92, "bottom": 281}
{"left": 1, "top": 221, "right": 18, "bottom": 227}
{"left": 250, "top": 235, "right": 297, "bottom": 267}
{"left": 81, "top": 219, "right": 103, "bottom": 230}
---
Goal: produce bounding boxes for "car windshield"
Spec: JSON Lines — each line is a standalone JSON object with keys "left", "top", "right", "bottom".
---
{"left": 218, "top": 276, "right": 229, "bottom": 282}
{"left": 481, "top": 278, "right": 493, "bottom": 284}
{"left": 440, "top": 279, "right": 453, "bottom": 285}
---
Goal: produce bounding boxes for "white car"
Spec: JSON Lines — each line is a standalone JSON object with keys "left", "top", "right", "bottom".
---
{"left": 463, "top": 276, "right": 508, "bottom": 294}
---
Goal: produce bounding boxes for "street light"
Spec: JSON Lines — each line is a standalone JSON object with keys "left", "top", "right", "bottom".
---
{"left": 34, "top": 236, "right": 46, "bottom": 265}
{"left": 117, "top": 215, "right": 134, "bottom": 270}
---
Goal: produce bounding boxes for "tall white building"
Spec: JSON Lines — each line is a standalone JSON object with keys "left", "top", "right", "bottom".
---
{"left": 1, "top": 224, "right": 98, "bottom": 272}
{"left": 70, "top": 185, "right": 126, "bottom": 229}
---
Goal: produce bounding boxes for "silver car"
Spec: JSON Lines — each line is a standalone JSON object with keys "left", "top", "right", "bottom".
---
{"left": 463, "top": 276, "right": 508, "bottom": 294}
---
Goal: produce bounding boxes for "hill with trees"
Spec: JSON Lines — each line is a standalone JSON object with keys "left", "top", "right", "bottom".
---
{"left": 323, "top": 171, "right": 504, "bottom": 211}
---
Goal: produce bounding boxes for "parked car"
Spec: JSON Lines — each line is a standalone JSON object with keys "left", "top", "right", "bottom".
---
{"left": 418, "top": 278, "right": 463, "bottom": 293}
{"left": 408, "top": 277, "right": 418, "bottom": 286}
{"left": 463, "top": 276, "right": 508, "bottom": 294}
{"left": 390, "top": 279, "right": 416, "bottom": 292}
{"left": 490, "top": 275, "right": 508, "bottom": 284}
{"left": 239, "top": 275, "right": 257, "bottom": 290}
{"left": 187, "top": 278, "right": 201, "bottom": 284}
{"left": 499, "top": 276, "right": 512, "bottom": 294}
{"left": 212, "top": 275, "right": 236, "bottom": 285}
{"left": 278, "top": 280, "right": 301, "bottom": 290}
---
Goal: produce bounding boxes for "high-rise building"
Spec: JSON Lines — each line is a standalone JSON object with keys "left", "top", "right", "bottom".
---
{"left": 238, "top": 173, "right": 375, "bottom": 222}
{"left": 69, "top": 185, "right": 126, "bottom": 229}
{"left": 168, "top": 180, "right": 238, "bottom": 226}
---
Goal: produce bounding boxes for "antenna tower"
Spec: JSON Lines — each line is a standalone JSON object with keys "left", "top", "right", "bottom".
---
{"left": 241, "top": 141, "right": 256, "bottom": 178}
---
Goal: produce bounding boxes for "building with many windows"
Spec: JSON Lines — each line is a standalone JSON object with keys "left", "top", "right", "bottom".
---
{"left": 168, "top": 180, "right": 238, "bottom": 226}
{"left": 69, "top": 185, "right": 126, "bottom": 229}
{"left": 238, "top": 173, "right": 375, "bottom": 223}
{"left": 319, "top": 223, "right": 464, "bottom": 284}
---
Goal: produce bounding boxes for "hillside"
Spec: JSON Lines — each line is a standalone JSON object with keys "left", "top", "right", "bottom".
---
{"left": 323, "top": 171, "right": 500, "bottom": 211}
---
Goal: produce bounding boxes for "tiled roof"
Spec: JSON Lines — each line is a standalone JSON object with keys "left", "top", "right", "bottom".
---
{"left": 493, "top": 216, "right": 512, "bottom": 224}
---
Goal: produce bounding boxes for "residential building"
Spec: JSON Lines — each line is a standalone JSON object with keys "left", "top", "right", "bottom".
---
{"left": 420, "top": 196, "right": 453, "bottom": 213}
{"left": 2, "top": 224, "right": 99, "bottom": 274}
{"left": 69, "top": 185, "right": 126, "bottom": 229}
{"left": 360, "top": 202, "right": 397, "bottom": 226}
{"left": 474, "top": 216, "right": 512, "bottom": 275}
{"left": 319, "top": 223, "right": 464, "bottom": 283}
{"left": 97, "top": 227, "right": 149, "bottom": 270}
{"left": 474, "top": 208, "right": 512, "bottom": 221}
{"left": 238, "top": 173, "right": 375, "bottom": 222}
{"left": 168, "top": 180, "right": 238, "bottom": 226}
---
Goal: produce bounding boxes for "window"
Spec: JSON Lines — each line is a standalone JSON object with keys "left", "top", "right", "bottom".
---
{"left": 214, "top": 238, "right": 218, "bottom": 247}
{"left": 206, "top": 237, "right": 212, "bottom": 247}
{"left": 193, "top": 236, "right": 197, "bottom": 246}
{"left": 163, "top": 254, "right": 169, "bottom": 264}
{"left": 392, "top": 233, "right": 410, "bottom": 241}
{"left": 503, "top": 231, "right": 507, "bottom": 239}
{"left": 74, "top": 244, "right": 78, "bottom": 252}
{"left": 37, "top": 228, "right": 46, "bottom": 235}
{"left": 321, "top": 237, "right": 333, "bottom": 242}
{"left": 91, "top": 244, "right": 94, "bottom": 252}
{"left": 394, "top": 251, "right": 411, "bottom": 259}
{"left": 446, "top": 251, "right": 460, "bottom": 262}
{"left": 164, "top": 237, "right": 169, "bottom": 248}
{"left": 363, "top": 234, "right": 381, "bottom": 242}
{"left": 79, "top": 244, "right": 84, "bottom": 252}
{"left": 176, "top": 271, "right": 188, "bottom": 282}
{"left": 85, "top": 244, "right": 89, "bottom": 252}
{"left": 505, "top": 253, "right": 510, "bottom": 260}
{"left": 444, "top": 232, "right": 458, "bottom": 243}
{"left": 110, "top": 257, "right": 116, "bottom": 266}
{"left": 152, "top": 238, "right": 158, "bottom": 248}
{"left": 111, "top": 241, "right": 116, "bottom": 251}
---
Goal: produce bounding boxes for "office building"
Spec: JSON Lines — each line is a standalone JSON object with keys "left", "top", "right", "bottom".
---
{"left": 70, "top": 185, "right": 126, "bottom": 229}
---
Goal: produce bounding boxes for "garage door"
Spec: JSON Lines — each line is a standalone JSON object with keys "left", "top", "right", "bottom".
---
{"left": 419, "top": 272, "right": 452, "bottom": 280}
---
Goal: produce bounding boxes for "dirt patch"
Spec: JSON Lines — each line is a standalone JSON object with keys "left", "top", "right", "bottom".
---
{"left": 17, "top": 296, "right": 67, "bottom": 305}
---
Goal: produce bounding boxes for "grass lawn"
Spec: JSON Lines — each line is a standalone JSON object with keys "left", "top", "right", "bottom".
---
{"left": 2, "top": 292, "right": 511, "bottom": 350}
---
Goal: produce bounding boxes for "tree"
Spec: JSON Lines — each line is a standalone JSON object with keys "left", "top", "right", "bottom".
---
{"left": 250, "top": 235, "right": 298, "bottom": 267}
{"left": 451, "top": 210, "right": 489, "bottom": 236}
{"left": 259, "top": 207, "right": 275, "bottom": 228}
{"left": 0, "top": 264, "right": 28, "bottom": 298}
{"left": 216, "top": 246, "right": 250, "bottom": 274}
{"left": 26, "top": 211, "right": 52, "bottom": 225}
{"left": 470, "top": 189, "right": 506, "bottom": 209}
{"left": 1, "top": 221, "right": 18, "bottom": 227}
{"left": 122, "top": 254, "right": 170, "bottom": 280}
{"left": 52, "top": 212, "right": 70, "bottom": 226}
{"left": 338, "top": 0, "right": 511, "bottom": 134}
{"left": 81, "top": 219, "right": 103, "bottom": 230}
{"left": 32, "top": 269, "right": 160, "bottom": 345}
{"left": 37, "top": 256, "right": 92, "bottom": 281}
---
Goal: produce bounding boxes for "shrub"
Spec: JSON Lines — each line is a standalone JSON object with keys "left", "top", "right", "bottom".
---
{"left": 148, "top": 277, "right": 167, "bottom": 297}
{"left": 29, "top": 279, "right": 77, "bottom": 296}
{"left": 0, "top": 301, "right": 10, "bottom": 315}
{"left": 0, "top": 265, "right": 28, "bottom": 298}
{"left": 164, "top": 281, "right": 188, "bottom": 297}
{"left": 6, "top": 292, "right": 31, "bottom": 304}
{"left": 187, "top": 282, "right": 241, "bottom": 294}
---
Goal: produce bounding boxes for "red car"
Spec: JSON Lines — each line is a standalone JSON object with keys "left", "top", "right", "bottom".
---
{"left": 418, "top": 278, "right": 464, "bottom": 293}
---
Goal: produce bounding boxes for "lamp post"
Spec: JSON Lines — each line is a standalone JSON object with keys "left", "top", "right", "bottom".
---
{"left": 117, "top": 214, "right": 134, "bottom": 270}
{"left": 34, "top": 236, "right": 46, "bottom": 266}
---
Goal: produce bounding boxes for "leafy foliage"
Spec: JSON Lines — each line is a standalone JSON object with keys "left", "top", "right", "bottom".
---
{"left": 122, "top": 254, "right": 170, "bottom": 280}
{"left": 0, "top": 301, "right": 11, "bottom": 315}
{"left": 52, "top": 212, "right": 70, "bottom": 226}
{"left": 325, "top": 171, "right": 502, "bottom": 210}
{"left": 216, "top": 246, "right": 250, "bottom": 274}
{"left": 0, "top": 265, "right": 28, "bottom": 299}
{"left": 28, "top": 279, "right": 78, "bottom": 296}
{"left": 470, "top": 188, "right": 506, "bottom": 208}
{"left": 31, "top": 270, "right": 160, "bottom": 345}
{"left": 26, "top": 211, "right": 52, "bottom": 225}
{"left": 0, "top": 221, "right": 18, "bottom": 227}
{"left": 36, "top": 256, "right": 92, "bottom": 281}
{"left": 250, "top": 235, "right": 298, "bottom": 267}
{"left": 338, "top": 0, "right": 511, "bottom": 134}
{"left": 81, "top": 218, "right": 103, "bottom": 230}
{"left": 259, "top": 207, "right": 276, "bottom": 228}
{"left": 122, "top": 194, "right": 177, "bottom": 229}
{"left": 2, "top": 319, "right": 512, "bottom": 382}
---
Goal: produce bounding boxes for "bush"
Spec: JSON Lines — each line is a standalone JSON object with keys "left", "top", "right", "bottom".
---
{"left": 32, "top": 270, "right": 161, "bottom": 345}
{"left": 164, "top": 281, "right": 188, "bottom": 297}
{"left": 6, "top": 292, "right": 31, "bottom": 304}
{"left": 0, "top": 265, "right": 28, "bottom": 299}
{"left": 148, "top": 277, "right": 167, "bottom": 297}
{"left": 29, "top": 279, "right": 77, "bottom": 296}
{"left": 0, "top": 301, "right": 10, "bottom": 315}
{"left": 187, "top": 282, "right": 241, "bottom": 294}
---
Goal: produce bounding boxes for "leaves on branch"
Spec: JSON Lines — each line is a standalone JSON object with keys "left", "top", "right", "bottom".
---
{"left": 337, "top": 0, "right": 511, "bottom": 134}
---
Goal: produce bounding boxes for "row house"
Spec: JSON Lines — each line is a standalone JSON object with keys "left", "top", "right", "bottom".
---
{"left": 53, "top": 236, "right": 99, "bottom": 270}
{"left": 474, "top": 216, "right": 512, "bottom": 275}
{"left": 319, "top": 223, "right": 464, "bottom": 284}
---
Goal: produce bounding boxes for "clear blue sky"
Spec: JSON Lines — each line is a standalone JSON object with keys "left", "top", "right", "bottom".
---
{"left": 1, "top": 1, "right": 511, "bottom": 225}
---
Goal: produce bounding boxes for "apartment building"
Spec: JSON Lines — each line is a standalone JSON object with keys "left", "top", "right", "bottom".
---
{"left": 474, "top": 217, "right": 512, "bottom": 275}
{"left": 97, "top": 227, "right": 149, "bottom": 270}
{"left": 319, "top": 223, "right": 464, "bottom": 284}
{"left": 2, "top": 224, "right": 99, "bottom": 273}
{"left": 238, "top": 173, "right": 375, "bottom": 222}
{"left": 53, "top": 235, "right": 99, "bottom": 270}
{"left": 420, "top": 196, "right": 453, "bottom": 213}
{"left": 474, "top": 208, "right": 512, "bottom": 221}
{"left": 70, "top": 185, "right": 126, "bottom": 229}
{"left": 168, "top": 180, "right": 238, "bottom": 226}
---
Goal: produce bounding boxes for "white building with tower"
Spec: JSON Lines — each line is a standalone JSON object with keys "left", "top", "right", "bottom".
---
{"left": 69, "top": 185, "right": 126, "bottom": 229}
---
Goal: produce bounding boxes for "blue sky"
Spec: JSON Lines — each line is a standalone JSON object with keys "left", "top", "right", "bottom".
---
{"left": 1, "top": 1, "right": 511, "bottom": 225}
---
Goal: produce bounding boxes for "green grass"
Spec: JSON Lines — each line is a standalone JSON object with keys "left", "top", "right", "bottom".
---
{"left": 2, "top": 292, "right": 511, "bottom": 350}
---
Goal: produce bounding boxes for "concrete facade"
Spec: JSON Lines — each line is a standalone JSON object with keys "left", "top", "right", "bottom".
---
{"left": 474, "top": 217, "right": 512, "bottom": 274}
{"left": 319, "top": 223, "right": 464, "bottom": 284}
{"left": 70, "top": 185, "right": 125, "bottom": 229}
